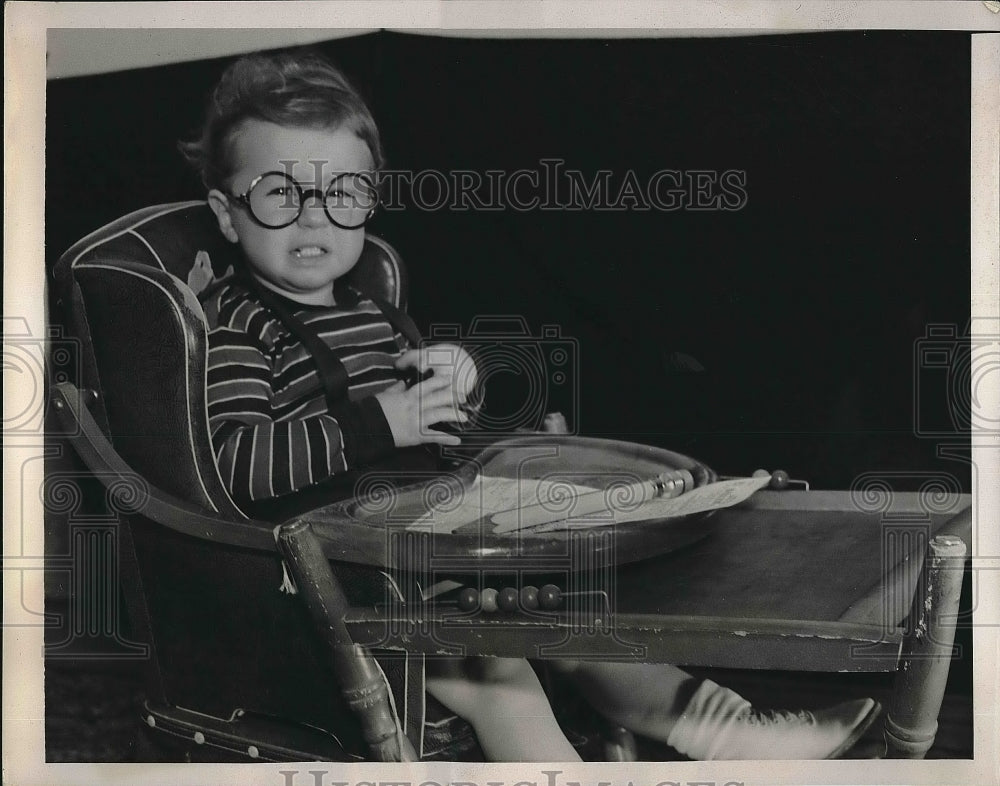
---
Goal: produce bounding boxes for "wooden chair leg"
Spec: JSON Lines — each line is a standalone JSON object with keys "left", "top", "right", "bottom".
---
{"left": 276, "top": 520, "right": 417, "bottom": 762}
{"left": 884, "top": 534, "right": 967, "bottom": 758}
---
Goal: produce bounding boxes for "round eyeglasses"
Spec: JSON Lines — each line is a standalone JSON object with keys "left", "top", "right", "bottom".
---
{"left": 228, "top": 171, "right": 378, "bottom": 230}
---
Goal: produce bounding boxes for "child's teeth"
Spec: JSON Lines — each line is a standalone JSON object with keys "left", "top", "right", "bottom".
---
{"left": 295, "top": 247, "right": 324, "bottom": 258}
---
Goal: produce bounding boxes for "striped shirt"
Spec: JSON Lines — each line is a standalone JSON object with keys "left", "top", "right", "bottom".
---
{"left": 202, "top": 279, "right": 408, "bottom": 504}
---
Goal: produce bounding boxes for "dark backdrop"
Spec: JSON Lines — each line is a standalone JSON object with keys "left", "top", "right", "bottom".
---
{"left": 46, "top": 30, "right": 972, "bottom": 490}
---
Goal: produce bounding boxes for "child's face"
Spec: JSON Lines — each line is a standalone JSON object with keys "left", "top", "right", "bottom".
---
{"left": 208, "top": 119, "right": 375, "bottom": 306}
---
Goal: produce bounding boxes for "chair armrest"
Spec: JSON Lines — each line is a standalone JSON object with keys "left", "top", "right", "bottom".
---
{"left": 49, "top": 381, "right": 277, "bottom": 551}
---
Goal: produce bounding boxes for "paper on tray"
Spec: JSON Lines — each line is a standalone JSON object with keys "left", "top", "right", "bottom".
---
{"left": 526, "top": 474, "right": 772, "bottom": 533}
{"left": 406, "top": 475, "right": 600, "bottom": 534}
{"left": 408, "top": 474, "right": 771, "bottom": 535}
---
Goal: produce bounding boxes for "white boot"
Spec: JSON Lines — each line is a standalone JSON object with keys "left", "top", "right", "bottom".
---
{"left": 666, "top": 679, "right": 879, "bottom": 760}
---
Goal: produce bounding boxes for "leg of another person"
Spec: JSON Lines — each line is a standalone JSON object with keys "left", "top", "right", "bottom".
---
{"left": 426, "top": 657, "right": 581, "bottom": 762}
{"left": 551, "top": 660, "right": 878, "bottom": 760}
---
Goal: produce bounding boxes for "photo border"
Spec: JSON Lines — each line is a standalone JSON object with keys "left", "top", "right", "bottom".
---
{"left": 5, "top": 3, "right": 998, "bottom": 785}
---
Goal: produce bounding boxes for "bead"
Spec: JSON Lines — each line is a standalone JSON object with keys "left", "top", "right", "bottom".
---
{"left": 539, "top": 584, "right": 562, "bottom": 610}
{"left": 247, "top": 745, "right": 259, "bottom": 759}
{"left": 146, "top": 715, "right": 156, "bottom": 728}
{"left": 770, "top": 470, "right": 790, "bottom": 490}
{"left": 480, "top": 587, "right": 499, "bottom": 613}
{"left": 457, "top": 587, "right": 480, "bottom": 611}
{"left": 498, "top": 587, "right": 520, "bottom": 612}
{"left": 193, "top": 731, "right": 205, "bottom": 745}
{"left": 520, "top": 585, "right": 539, "bottom": 610}
{"left": 752, "top": 469, "right": 770, "bottom": 479}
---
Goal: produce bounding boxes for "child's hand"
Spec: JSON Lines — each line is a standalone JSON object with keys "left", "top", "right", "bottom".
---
{"left": 375, "top": 375, "right": 470, "bottom": 448}
{"left": 394, "top": 344, "right": 479, "bottom": 407}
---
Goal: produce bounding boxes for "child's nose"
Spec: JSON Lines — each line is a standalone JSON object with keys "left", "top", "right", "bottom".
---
{"left": 297, "top": 193, "right": 328, "bottom": 228}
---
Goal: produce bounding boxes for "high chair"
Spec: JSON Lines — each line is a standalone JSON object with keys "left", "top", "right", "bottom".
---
{"left": 50, "top": 200, "right": 474, "bottom": 761}
{"left": 49, "top": 201, "right": 973, "bottom": 762}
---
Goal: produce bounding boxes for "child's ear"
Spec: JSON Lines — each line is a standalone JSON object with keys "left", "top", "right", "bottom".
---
{"left": 208, "top": 189, "right": 240, "bottom": 244}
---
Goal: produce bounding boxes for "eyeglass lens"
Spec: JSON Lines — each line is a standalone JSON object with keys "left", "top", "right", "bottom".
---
{"left": 247, "top": 172, "right": 377, "bottom": 228}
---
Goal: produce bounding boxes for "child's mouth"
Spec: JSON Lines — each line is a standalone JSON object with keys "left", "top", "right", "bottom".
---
{"left": 292, "top": 246, "right": 327, "bottom": 259}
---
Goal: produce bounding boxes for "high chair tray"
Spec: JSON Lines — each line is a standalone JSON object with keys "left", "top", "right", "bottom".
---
{"left": 298, "top": 435, "right": 720, "bottom": 568}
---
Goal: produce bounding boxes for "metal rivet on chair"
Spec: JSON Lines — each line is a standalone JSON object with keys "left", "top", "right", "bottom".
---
{"left": 247, "top": 745, "right": 259, "bottom": 758}
{"left": 145, "top": 715, "right": 156, "bottom": 728}
{"left": 193, "top": 731, "right": 205, "bottom": 745}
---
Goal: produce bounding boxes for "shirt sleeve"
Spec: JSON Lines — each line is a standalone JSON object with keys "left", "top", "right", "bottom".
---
{"left": 205, "top": 325, "right": 396, "bottom": 504}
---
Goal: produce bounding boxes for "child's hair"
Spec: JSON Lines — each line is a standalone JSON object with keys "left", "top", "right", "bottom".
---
{"left": 180, "top": 48, "right": 384, "bottom": 190}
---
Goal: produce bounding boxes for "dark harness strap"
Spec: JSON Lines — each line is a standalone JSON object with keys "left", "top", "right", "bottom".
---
{"left": 370, "top": 295, "right": 422, "bottom": 348}
{"left": 240, "top": 274, "right": 422, "bottom": 410}
{"left": 235, "top": 280, "right": 436, "bottom": 758}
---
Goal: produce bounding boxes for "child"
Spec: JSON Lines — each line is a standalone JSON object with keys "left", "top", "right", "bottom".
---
{"left": 181, "top": 48, "right": 879, "bottom": 761}
{"left": 182, "top": 48, "right": 579, "bottom": 763}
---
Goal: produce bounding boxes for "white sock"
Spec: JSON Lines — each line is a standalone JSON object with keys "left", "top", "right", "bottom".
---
{"left": 666, "top": 679, "right": 752, "bottom": 760}
{"left": 666, "top": 679, "right": 875, "bottom": 760}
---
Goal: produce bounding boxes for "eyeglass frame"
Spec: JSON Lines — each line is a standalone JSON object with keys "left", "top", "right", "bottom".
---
{"left": 226, "top": 170, "right": 379, "bottom": 230}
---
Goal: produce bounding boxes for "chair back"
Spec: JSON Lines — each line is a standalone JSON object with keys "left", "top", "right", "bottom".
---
{"left": 54, "top": 201, "right": 408, "bottom": 518}
{"left": 51, "top": 201, "right": 417, "bottom": 760}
